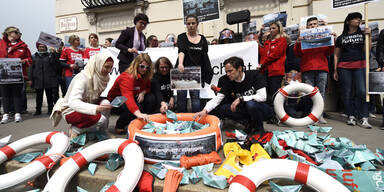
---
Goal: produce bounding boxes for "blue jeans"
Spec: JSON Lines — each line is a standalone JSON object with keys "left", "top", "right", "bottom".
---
{"left": 302, "top": 70, "right": 328, "bottom": 98}
{"left": 338, "top": 68, "right": 368, "bottom": 118}
{"left": 64, "top": 76, "right": 73, "bottom": 90}
{"left": 177, "top": 90, "right": 200, "bottom": 112}
{"left": 211, "top": 101, "right": 272, "bottom": 133}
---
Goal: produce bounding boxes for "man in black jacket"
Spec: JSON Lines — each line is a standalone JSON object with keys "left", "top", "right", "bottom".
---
{"left": 115, "top": 13, "right": 149, "bottom": 73}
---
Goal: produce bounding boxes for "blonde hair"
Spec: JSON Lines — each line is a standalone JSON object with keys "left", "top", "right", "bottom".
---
{"left": 2, "top": 26, "right": 20, "bottom": 37}
{"left": 68, "top": 35, "right": 80, "bottom": 45}
{"left": 125, "top": 53, "right": 153, "bottom": 80}
{"left": 269, "top": 21, "right": 291, "bottom": 44}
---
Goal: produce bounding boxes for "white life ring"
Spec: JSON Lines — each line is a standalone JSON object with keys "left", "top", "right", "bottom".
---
{"left": 43, "top": 139, "right": 144, "bottom": 192}
{"left": 0, "top": 131, "right": 69, "bottom": 190}
{"left": 228, "top": 159, "right": 349, "bottom": 192}
{"left": 274, "top": 83, "right": 324, "bottom": 126}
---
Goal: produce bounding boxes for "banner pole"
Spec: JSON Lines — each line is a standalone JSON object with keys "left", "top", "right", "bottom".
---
{"left": 365, "top": 3, "right": 370, "bottom": 102}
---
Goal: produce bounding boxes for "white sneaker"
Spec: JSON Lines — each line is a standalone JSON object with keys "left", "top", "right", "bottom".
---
{"left": 14, "top": 113, "right": 22, "bottom": 123}
{"left": 346, "top": 116, "right": 356, "bottom": 126}
{"left": 1, "top": 114, "right": 9, "bottom": 124}
{"left": 359, "top": 118, "right": 372, "bottom": 129}
{"left": 318, "top": 116, "right": 327, "bottom": 124}
{"left": 340, "top": 113, "right": 348, "bottom": 117}
{"left": 369, "top": 113, "right": 376, "bottom": 118}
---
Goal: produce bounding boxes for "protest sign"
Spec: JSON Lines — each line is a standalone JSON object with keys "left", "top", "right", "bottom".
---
{"left": 171, "top": 66, "right": 201, "bottom": 90}
{"left": 368, "top": 72, "right": 384, "bottom": 94}
{"left": 0, "top": 58, "right": 24, "bottom": 84}
{"left": 284, "top": 24, "right": 299, "bottom": 42}
{"left": 263, "top": 12, "right": 287, "bottom": 27}
{"left": 182, "top": 0, "right": 220, "bottom": 23}
{"left": 332, "top": 0, "right": 376, "bottom": 9}
{"left": 360, "top": 22, "right": 380, "bottom": 43}
{"left": 242, "top": 20, "right": 257, "bottom": 40}
{"left": 37, "top": 32, "right": 62, "bottom": 49}
{"left": 100, "top": 41, "right": 259, "bottom": 98}
{"left": 300, "top": 26, "right": 334, "bottom": 50}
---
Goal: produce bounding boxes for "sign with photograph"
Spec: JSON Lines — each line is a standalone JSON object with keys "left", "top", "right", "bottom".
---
{"left": 37, "top": 32, "right": 62, "bottom": 49}
{"left": 368, "top": 72, "right": 384, "bottom": 94}
{"left": 242, "top": 20, "right": 257, "bottom": 40}
{"left": 284, "top": 24, "right": 299, "bottom": 42}
{"left": 300, "top": 26, "right": 334, "bottom": 50}
{"left": 332, "top": 0, "right": 376, "bottom": 9}
{"left": 182, "top": 0, "right": 220, "bottom": 23}
{"left": 360, "top": 22, "right": 380, "bottom": 43}
{"left": 262, "top": 12, "right": 287, "bottom": 27}
{"left": 171, "top": 66, "right": 201, "bottom": 90}
{"left": 0, "top": 58, "right": 24, "bottom": 84}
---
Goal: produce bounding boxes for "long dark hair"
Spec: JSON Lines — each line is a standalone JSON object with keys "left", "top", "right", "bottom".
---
{"left": 155, "top": 57, "right": 173, "bottom": 73}
{"left": 342, "top": 12, "right": 362, "bottom": 35}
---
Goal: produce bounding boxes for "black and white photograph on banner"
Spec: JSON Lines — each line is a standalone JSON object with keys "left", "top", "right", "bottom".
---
{"left": 182, "top": 0, "right": 220, "bottom": 23}
{"left": 171, "top": 66, "right": 201, "bottom": 90}
{"left": 284, "top": 24, "right": 299, "bottom": 42}
{"left": 36, "top": 32, "right": 62, "bottom": 49}
{"left": 360, "top": 22, "right": 379, "bottom": 42}
{"left": 242, "top": 20, "right": 257, "bottom": 40}
{"left": 300, "top": 26, "right": 334, "bottom": 50}
{"left": 332, "top": 0, "right": 376, "bottom": 9}
{"left": 0, "top": 58, "right": 24, "bottom": 84}
{"left": 262, "top": 12, "right": 287, "bottom": 27}
{"left": 368, "top": 72, "right": 384, "bottom": 94}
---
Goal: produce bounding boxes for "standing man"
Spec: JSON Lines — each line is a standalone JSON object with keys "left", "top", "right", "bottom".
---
{"left": 115, "top": 13, "right": 149, "bottom": 73}
{"left": 294, "top": 16, "right": 335, "bottom": 124}
{"left": 194, "top": 57, "right": 272, "bottom": 134}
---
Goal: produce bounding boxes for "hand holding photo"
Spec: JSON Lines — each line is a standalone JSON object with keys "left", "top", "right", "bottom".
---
{"left": 111, "top": 96, "right": 128, "bottom": 107}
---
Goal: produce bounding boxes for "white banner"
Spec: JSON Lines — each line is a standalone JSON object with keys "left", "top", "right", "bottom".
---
{"left": 101, "top": 41, "right": 259, "bottom": 98}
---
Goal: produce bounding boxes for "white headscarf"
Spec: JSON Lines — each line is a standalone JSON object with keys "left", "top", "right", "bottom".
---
{"left": 82, "top": 51, "right": 112, "bottom": 102}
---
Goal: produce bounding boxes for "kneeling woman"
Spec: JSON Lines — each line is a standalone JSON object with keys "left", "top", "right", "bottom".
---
{"left": 108, "top": 53, "right": 166, "bottom": 134}
{"left": 58, "top": 52, "right": 114, "bottom": 138}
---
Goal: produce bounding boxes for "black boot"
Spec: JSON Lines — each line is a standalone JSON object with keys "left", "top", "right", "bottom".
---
{"left": 33, "top": 110, "right": 41, "bottom": 116}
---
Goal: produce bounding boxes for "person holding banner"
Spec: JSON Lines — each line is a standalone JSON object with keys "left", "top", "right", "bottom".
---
{"left": 333, "top": 12, "right": 372, "bottom": 128}
{"left": 152, "top": 57, "right": 175, "bottom": 112}
{"left": 115, "top": 13, "right": 148, "bottom": 73}
{"left": 0, "top": 26, "right": 32, "bottom": 123}
{"left": 176, "top": 14, "right": 213, "bottom": 113}
{"left": 258, "top": 21, "right": 288, "bottom": 105}
{"left": 59, "top": 35, "right": 83, "bottom": 89}
{"left": 294, "top": 16, "right": 335, "bottom": 124}
{"left": 53, "top": 52, "right": 114, "bottom": 139}
{"left": 107, "top": 53, "right": 164, "bottom": 135}
{"left": 195, "top": 56, "right": 272, "bottom": 134}
{"left": 83, "top": 33, "right": 101, "bottom": 65}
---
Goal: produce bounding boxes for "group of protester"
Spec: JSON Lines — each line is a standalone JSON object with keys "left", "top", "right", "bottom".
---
{"left": 1, "top": 11, "right": 383, "bottom": 139}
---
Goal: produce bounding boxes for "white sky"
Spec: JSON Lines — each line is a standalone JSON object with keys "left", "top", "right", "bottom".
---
{"left": 0, "top": 0, "right": 55, "bottom": 53}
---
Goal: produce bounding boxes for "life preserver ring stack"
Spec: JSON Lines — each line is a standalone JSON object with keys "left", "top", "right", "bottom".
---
{"left": 43, "top": 139, "right": 144, "bottom": 192}
{"left": 274, "top": 83, "right": 324, "bottom": 126}
{"left": 228, "top": 159, "right": 350, "bottom": 192}
{"left": 0, "top": 131, "right": 69, "bottom": 190}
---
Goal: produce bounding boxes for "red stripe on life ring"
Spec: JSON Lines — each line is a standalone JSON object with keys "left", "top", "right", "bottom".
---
{"left": 294, "top": 162, "right": 310, "bottom": 184}
{"left": 230, "top": 175, "right": 256, "bottom": 192}
{"left": 0, "top": 145, "right": 16, "bottom": 159}
{"left": 308, "top": 87, "right": 319, "bottom": 97}
{"left": 106, "top": 184, "right": 120, "bottom": 192}
{"left": 72, "top": 153, "right": 88, "bottom": 168}
{"left": 46, "top": 131, "right": 60, "bottom": 144}
{"left": 117, "top": 140, "right": 138, "bottom": 156}
{"left": 35, "top": 155, "right": 55, "bottom": 170}
{"left": 280, "top": 114, "right": 290, "bottom": 123}
{"left": 278, "top": 88, "right": 289, "bottom": 97}
{"left": 307, "top": 113, "right": 319, "bottom": 122}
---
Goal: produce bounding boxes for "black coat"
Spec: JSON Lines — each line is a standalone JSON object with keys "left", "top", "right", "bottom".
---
{"left": 29, "top": 52, "right": 59, "bottom": 89}
{"left": 115, "top": 27, "right": 146, "bottom": 65}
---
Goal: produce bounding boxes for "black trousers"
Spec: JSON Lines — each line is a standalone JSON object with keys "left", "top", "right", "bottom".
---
{"left": 266, "top": 75, "right": 284, "bottom": 106}
{"left": 1, "top": 84, "right": 23, "bottom": 113}
{"left": 35, "top": 88, "right": 54, "bottom": 112}
{"left": 113, "top": 93, "right": 156, "bottom": 130}
{"left": 118, "top": 61, "right": 131, "bottom": 74}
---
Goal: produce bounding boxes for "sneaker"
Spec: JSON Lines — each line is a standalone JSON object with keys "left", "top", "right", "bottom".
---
{"left": 358, "top": 118, "right": 372, "bottom": 129}
{"left": 1, "top": 114, "right": 9, "bottom": 124}
{"left": 369, "top": 113, "right": 376, "bottom": 118}
{"left": 340, "top": 113, "right": 348, "bottom": 118}
{"left": 318, "top": 116, "right": 327, "bottom": 124}
{"left": 14, "top": 113, "right": 22, "bottom": 123}
{"left": 346, "top": 116, "right": 356, "bottom": 126}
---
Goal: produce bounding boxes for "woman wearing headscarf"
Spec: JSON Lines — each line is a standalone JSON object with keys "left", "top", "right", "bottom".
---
{"left": 108, "top": 53, "right": 165, "bottom": 135}
{"left": 0, "top": 26, "right": 32, "bottom": 123}
{"left": 53, "top": 52, "right": 114, "bottom": 138}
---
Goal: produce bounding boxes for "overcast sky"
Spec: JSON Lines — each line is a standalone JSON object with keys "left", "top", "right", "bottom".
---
{"left": 0, "top": 0, "right": 55, "bottom": 53}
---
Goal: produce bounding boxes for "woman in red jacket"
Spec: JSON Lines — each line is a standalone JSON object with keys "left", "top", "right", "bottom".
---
{"left": 0, "top": 26, "right": 32, "bottom": 123}
{"left": 83, "top": 33, "right": 101, "bottom": 64}
{"left": 258, "top": 21, "right": 288, "bottom": 105}
{"left": 107, "top": 53, "right": 167, "bottom": 134}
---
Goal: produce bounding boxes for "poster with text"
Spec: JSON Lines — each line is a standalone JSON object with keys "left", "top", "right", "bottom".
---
{"left": 171, "top": 66, "right": 201, "bottom": 90}
{"left": 0, "top": 58, "right": 24, "bottom": 84}
{"left": 37, "top": 32, "right": 62, "bottom": 49}
{"left": 182, "top": 0, "right": 220, "bottom": 23}
{"left": 300, "top": 26, "right": 334, "bottom": 50}
{"left": 332, "top": 0, "right": 376, "bottom": 9}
